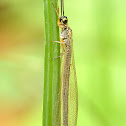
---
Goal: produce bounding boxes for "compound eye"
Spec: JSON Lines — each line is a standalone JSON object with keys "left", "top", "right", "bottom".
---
{"left": 59, "top": 17, "right": 62, "bottom": 22}
{"left": 63, "top": 18, "right": 68, "bottom": 24}
{"left": 62, "top": 16, "right": 68, "bottom": 24}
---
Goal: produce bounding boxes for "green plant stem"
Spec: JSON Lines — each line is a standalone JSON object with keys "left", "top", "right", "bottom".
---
{"left": 43, "top": 0, "right": 60, "bottom": 126}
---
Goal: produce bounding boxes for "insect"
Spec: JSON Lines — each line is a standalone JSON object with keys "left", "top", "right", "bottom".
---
{"left": 52, "top": 0, "right": 78, "bottom": 126}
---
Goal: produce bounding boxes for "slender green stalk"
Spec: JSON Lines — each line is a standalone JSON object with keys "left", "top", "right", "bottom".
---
{"left": 43, "top": 0, "right": 60, "bottom": 126}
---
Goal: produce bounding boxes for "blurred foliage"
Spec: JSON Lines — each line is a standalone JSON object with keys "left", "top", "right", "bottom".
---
{"left": 0, "top": 0, "right": 126, "bottom": 126}
{"left": 0, "top": 0, "right": 43, "bottom": 126}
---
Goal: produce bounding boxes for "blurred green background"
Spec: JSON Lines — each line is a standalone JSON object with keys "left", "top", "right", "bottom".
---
{"left": 0, "top": 0, "right": 126, "bottom": 126}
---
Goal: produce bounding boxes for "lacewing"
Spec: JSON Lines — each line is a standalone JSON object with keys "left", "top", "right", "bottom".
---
{"left": 52, "top": 0, "right": 78, "bottom": 125}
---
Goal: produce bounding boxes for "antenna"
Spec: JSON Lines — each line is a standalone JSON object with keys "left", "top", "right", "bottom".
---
{"left": 61, "top": 0, "right": 64, "bottom": 16}
{"left": 63, "top": 0, "right": 64, "bottom": 16}
{"left": 61, "top": 0, "right": 62, "bottom": 16}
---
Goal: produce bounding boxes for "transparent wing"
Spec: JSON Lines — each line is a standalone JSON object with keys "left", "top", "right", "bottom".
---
{"left": 68, "top": 44, "right": 78, "bottom": 126}
{"left": 52, "top": 48, "right": 64, "bottom": 126}
{"left": 52, "top": 42, "right": 78, "bottom": 126}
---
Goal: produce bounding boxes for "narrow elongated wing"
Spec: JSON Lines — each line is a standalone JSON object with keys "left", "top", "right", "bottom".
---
{"left": 68, "top": 43, "right": 78, "bottom": 126}
{"left": 52, "top": 34, "right": 78, "bottom": 126}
